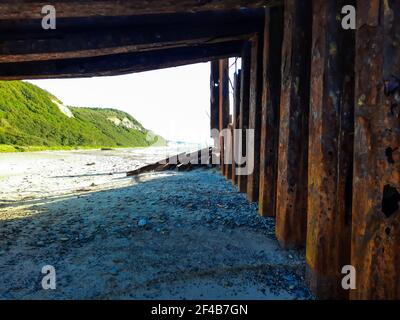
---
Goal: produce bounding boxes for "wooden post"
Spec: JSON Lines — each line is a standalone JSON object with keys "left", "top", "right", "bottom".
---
{"left": 306, "top": 0, "right": 355, "bottom": 300}
{"left": 351, "top": 0, "right": 400, "bottom": 300}
{"left": 246, "top": 33, "right": 264, "bottom": 203}
{"left": 232, "top": 69, "right": 241, "bottom": 186}
{"left": 219, "top": 59, "right": 230, "bottom": 176}
{"left": 238, "top": 42, "right": 252, "bottom": 193}
{"left": 276, "top": 0, "right": 312, "bottom": 249}
{"left": 259, "top": 6, "right": 284, "bottom": 217}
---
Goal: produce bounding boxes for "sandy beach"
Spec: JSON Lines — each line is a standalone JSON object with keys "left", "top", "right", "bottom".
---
{"left": 0, "top": 148, "right": 312, "bottom": 300}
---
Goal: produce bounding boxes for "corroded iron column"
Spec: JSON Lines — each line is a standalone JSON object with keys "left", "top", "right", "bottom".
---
{"left": 259, "top": 6, "right": 284, "bottom": 217}
{"left": 238, "top": 42, "right": 252, "bottom": 193}
{"left": 247, "top": 33, "right": 264, "bottom": 203}
{"left": 306, "top": 0, "right": 355, "bottom": 300}
{"left": 219, "top": 59, "right": 230, "bottom": 175}
{"left": 276, "top": 0, "right": 313, "bottom": 249}
{"left": 232, "top": 69, "right": 242, "bottom": 186}
{"left": 351, "top": 0, "right": 400, "bottom": 300}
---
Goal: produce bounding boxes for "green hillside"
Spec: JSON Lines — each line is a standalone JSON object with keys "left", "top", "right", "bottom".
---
{"left": 0, "top": 81, "right": 165, "bottom": 152}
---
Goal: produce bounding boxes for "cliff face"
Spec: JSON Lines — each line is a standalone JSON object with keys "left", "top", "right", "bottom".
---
{"left": 0, "top": 81, "right": 165, "bottom": 151}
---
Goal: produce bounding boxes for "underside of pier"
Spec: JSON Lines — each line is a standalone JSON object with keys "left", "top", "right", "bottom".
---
{"left": 1, "top": 0, "right": 399, "bottom": 300}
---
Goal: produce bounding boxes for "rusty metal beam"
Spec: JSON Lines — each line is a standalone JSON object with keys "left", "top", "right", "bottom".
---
{"left": 351, "top": 0, "right": 400, "bottom": 300}
{"left": 259, "top": 6, "right": 284, "bottom": 217}
{"left": 238, "top": 42, "right": 252, "bottom": 194}
{"left": 306, "top": 0, "right": 355, "bottom": 300}
{"left": 247, "top": 33, "right": 264, "bottom": 203}
{"left": 0, "top": 1, "right": 282, "bottom": 20}
{"left": 276, "top": 0, "right": 312, "bottom": 249}
{"left": 0, "top": 40, "right": 243, "bottom": 79}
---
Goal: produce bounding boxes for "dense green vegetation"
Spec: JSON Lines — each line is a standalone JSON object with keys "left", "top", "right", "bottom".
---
{"left": 0, "top": 81, "right": 165, "bottom": 152}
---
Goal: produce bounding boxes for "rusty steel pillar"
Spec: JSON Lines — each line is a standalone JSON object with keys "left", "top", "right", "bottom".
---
{"left": 210, "top": 60, "right": 220, "bottom": 133}
{"left": 259, "top": 6, "right": 284, "bottom": 217}
{"left": 232, "top": 70, "right": 241, "bottom": 186}
{"left": 276, "top": 0, "right": 312, "bottom": 249}
{"left": 306, "top": 0, "right": 355, "bottom": 300}
{"left": 226, "top": 122, "right": 233, "bottom": 180}
{"left": 210, "top": 60, "right": 220, "bottom": 167}
{"left": 219, "top": 59, "right": 230, "bottom": 176}
{"left": 246, "top": 33, "right": 264, "bottom": 203}
{"left": 238, "top": 42, "right": 252, "bottom": 193}
{"left": 351, "top": 0, "right": 400, "bottom": 300}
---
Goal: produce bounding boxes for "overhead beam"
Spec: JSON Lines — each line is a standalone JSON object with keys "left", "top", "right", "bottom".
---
{"left": 0, "top": 10, "right": 264, "bottom": 63}
{"left": 306, "top": 0, "right": 355, "bottom": 300}
{"left": 259, "top": 6, "right": 284, "bottom": 216}
{"left": 0, "top": 1, "right": 282, "bottom": 20}
{"left": 0, "top": 41, "right": 244, "bottom": 79}
{"left": 275, "top": 0, "right": 312, "bottom": 249}
{"left": 351, "top": 0, "right": 400, "bottom": 300}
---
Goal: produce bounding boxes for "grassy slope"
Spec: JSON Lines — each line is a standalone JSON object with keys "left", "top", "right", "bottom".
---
{"left": 0, "top": 81, "right": 165, "bottom": 152}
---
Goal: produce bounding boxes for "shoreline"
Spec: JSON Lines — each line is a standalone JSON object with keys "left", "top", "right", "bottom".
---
{"left": 0, "top": 144, "right": 159, "bottom": 154}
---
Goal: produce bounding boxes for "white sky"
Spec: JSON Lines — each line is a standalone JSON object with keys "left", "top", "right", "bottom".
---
{"left": 28, "top": 62, "right": 212, "bottom": 144}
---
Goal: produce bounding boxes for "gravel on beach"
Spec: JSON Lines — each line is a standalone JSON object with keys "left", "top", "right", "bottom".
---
{"left": 0, "top": 148, "right": 313, "bottom": 300}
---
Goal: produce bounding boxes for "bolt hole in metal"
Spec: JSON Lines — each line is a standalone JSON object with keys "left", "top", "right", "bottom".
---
{"left": 382, "top": 184, "right": 400, "bottom": 218}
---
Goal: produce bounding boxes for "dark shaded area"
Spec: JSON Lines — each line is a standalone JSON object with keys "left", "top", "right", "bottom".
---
{"left": 382, "top": 185, "right": 400, "bottom": 218}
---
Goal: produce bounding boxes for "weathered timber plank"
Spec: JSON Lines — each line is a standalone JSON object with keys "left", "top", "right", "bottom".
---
{"left": 0, "top": 8, "right": 265, "bottom": 35}
{"left": 351, "top": 0, "right": 400, "bottom": 300}
{"left": 0, "top": 1, "right": 282, "bottom": 20}
{"left": 306, "top": 0, "right": 355, "bottom": 300}
{"left": 246, "top": 33, "right": 263, "bottom": 202}
{"left": 238, "top": 42, "right": 252, "bottom": 193}
{"left": 259, "top": 6, "right": 284, "bottom": 217}
{"left": 0, "top": 10, "right": 264, "bottom": 62}
{"left": 0, "top": 41, "right": 243, "bottom": 79}
{"left": 275, "top": 0, "right": 312, "bottom": 249}
{"left": 232, "top": 69, "right": 242, "bottom": 186}
{"left": 219, "top": 59, "right": 230, "bottom": 176}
